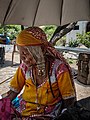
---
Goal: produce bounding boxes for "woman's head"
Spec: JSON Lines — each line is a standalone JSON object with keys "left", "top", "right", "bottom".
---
{"left": 16, "top": 27, "right": 47, "bottom": 75}
{"left": 16, "top": 26, "right": 73, "bottom": 82}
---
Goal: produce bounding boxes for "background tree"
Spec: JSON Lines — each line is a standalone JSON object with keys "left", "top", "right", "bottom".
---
{"left": 0, "top": 25, "right": 21, "bottom": 40}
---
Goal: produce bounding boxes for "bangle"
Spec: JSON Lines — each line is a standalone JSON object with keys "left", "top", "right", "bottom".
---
{"left": 61, "top": 108, "right": 67, "bottom": 113}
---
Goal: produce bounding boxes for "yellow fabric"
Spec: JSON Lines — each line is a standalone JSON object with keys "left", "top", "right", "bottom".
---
{"left": 10, "top": 67, "right": 25, "bottom": 93}
{"left": 16, "top": 29, "right": 44, "bottom": 46}
{"left": 58, "top": 72, "right": 75, "bottom": 99}
{"left": 10, "top": 67, "right": 75, "bottom": 116}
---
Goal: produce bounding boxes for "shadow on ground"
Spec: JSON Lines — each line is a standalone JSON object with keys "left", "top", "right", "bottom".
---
{"left": 0, "top": 60, "right": 20, "bottom": 68}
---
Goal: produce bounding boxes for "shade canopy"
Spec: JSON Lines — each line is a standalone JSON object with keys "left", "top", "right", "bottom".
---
{"left": 0, "top": 0, "right": 90, "bottom": 26}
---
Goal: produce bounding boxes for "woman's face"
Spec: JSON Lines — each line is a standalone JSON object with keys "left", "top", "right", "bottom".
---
{"left": 18, "top": 46, "right": 36, "bottom": 67}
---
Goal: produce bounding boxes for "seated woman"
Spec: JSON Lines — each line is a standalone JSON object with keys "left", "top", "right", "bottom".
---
{"left": 5, "top": 27, "right": 76, "bottom": 119}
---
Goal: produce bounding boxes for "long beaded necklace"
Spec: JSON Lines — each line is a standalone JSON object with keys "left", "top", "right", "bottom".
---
{"left": 33, "top": 61, "right": 48, "bottom": 111}
{"left": 32, "top": 65, "right": 46, "bottom": 112}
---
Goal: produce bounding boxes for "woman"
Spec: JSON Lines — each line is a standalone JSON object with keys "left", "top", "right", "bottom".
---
{"left": 6, "top": 27, "right": 76, "bottom": 119}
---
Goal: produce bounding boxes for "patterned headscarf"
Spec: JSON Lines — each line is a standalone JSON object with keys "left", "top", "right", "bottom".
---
{"left": 16, "top": 27, "right": 47, "bottom": 46}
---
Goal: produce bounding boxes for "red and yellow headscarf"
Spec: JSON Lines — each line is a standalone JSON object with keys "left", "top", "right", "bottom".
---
{"left": 16, "top": 27, "right": 48, "bottom": 46}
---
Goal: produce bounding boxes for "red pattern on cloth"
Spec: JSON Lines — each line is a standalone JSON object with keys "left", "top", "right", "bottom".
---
{"left": 26, "top": 27, "right": 47, "bottom": 42}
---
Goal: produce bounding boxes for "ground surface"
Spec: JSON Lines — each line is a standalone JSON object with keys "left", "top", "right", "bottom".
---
{"left": 0, "top": 51, "right": 90, "bottom": 100}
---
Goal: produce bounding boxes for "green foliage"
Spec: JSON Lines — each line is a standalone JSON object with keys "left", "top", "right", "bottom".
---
{"left": 0, "top": 25, "right": 57, "bottom": 41}
{"left": 69, "top": 39, "right": 80, "bottom": 47}
{"left": 41, "top": 25, "right": 57, "bottom": 41}
{"left": 68, "top": 32, "right": 90, "bottom": 48}
{"left": 76, "top": 32, "right": 90, "bottom": 48}
{"left": 0, "top": 25, "right": 21, "bottom": 40}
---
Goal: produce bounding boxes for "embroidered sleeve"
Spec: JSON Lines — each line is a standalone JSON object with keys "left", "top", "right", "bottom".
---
{"left": 57, "top": 71, "right": 75, "bottom": 100}
{"left": 10, "top": 67, "right": 25, "bottom": 93}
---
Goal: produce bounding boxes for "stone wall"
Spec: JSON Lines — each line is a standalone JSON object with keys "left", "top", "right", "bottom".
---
{"left": 77, "top": 53, "right": 90, "bottom": 85}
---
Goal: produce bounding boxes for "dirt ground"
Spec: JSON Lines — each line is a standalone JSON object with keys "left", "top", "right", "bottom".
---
{"left": 0, "top": 52, "right": 90, "bottom": 100}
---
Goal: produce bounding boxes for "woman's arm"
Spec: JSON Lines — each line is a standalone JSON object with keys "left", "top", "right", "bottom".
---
{"left": 57, "top": 71, "right": 76, "bottom": 108}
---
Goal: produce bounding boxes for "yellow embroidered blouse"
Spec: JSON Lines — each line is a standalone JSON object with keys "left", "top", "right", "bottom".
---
{"left": 10, "top": 59, "right": 75, "bottom": 116}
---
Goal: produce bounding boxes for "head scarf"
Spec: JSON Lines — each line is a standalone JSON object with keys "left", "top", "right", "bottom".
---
{"left": 16, "top": 27, "right": 47, "bottom": 46}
